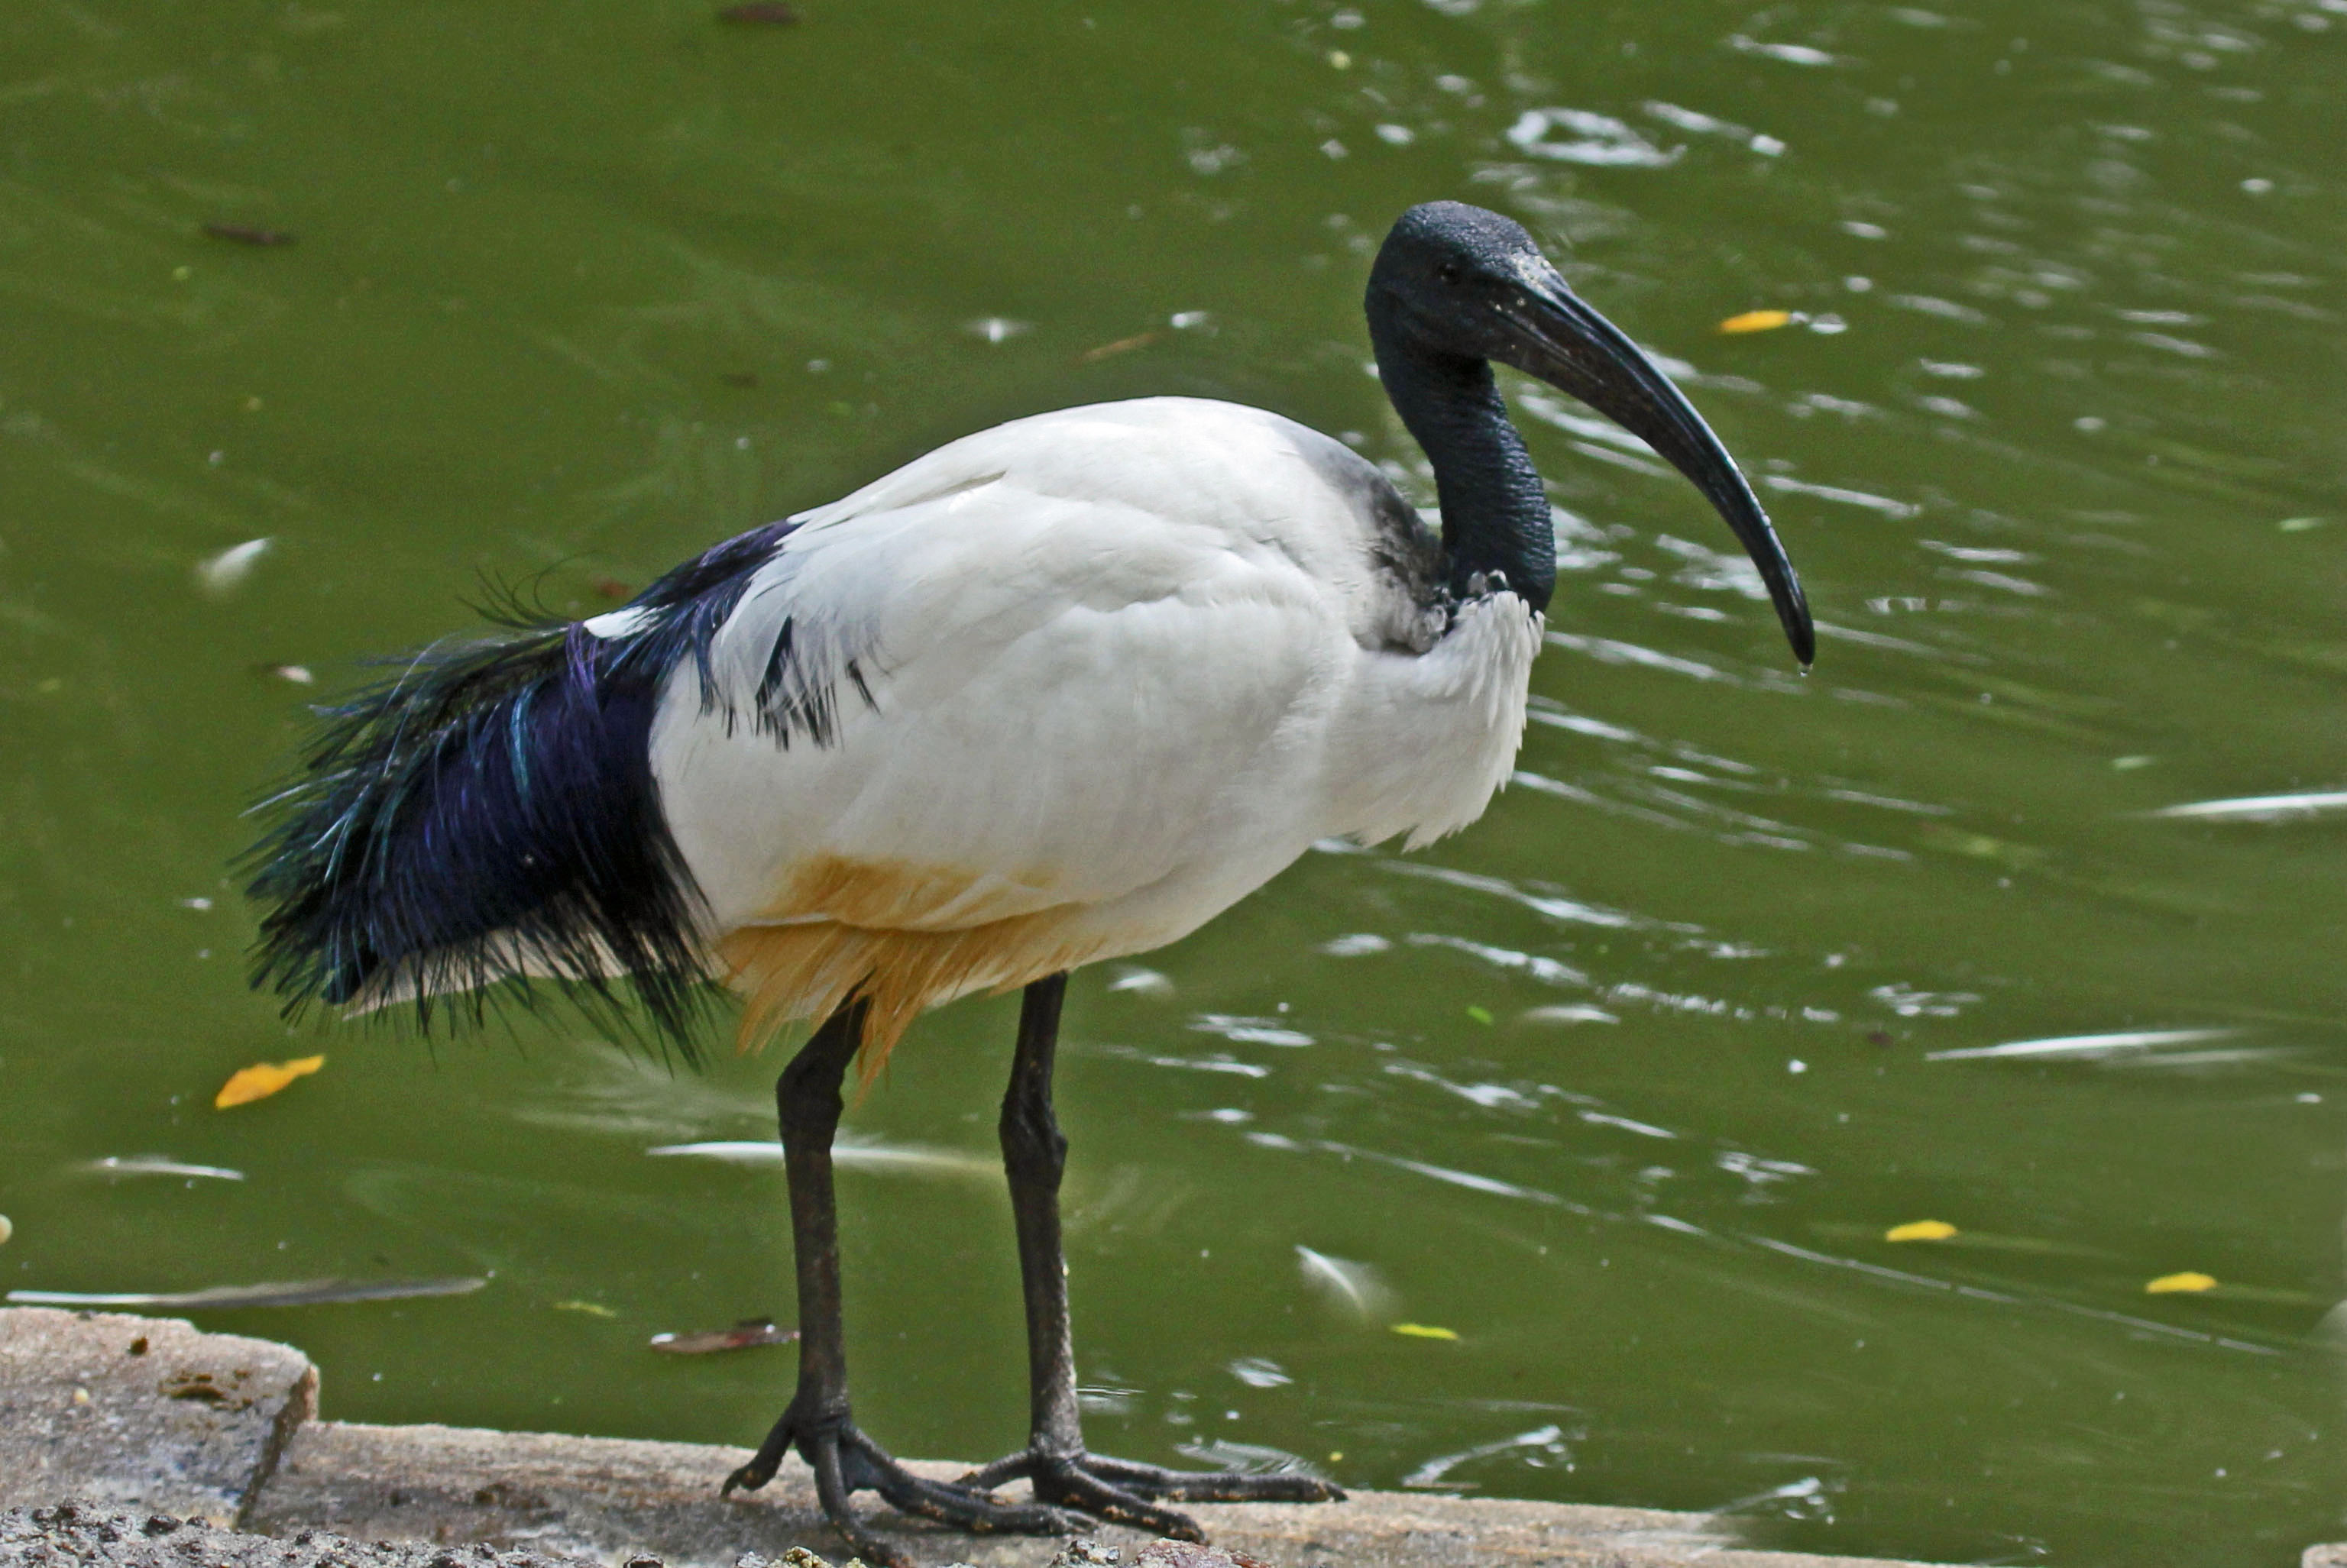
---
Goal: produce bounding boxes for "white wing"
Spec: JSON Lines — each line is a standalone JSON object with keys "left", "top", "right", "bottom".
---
{"left": 643, "top": 398, "right": 1474, "bottom": 1052}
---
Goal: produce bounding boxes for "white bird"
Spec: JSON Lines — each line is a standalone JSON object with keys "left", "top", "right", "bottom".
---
{"left": 245, "top": 201, "right": 1811, "bottom": 1566}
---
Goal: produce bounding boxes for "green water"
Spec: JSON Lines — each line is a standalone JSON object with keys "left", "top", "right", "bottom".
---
{"left": 4, "top": 2, "right": 2344, "bottom": 1563}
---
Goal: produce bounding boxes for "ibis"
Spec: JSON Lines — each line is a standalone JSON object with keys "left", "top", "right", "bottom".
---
{"left": 245, "top": 200, "right": 1812, "bottom": 1566}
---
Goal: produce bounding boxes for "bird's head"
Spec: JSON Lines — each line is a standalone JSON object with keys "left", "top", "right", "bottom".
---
{"left": 1368, "top": 200, "right": 1811, "bottom": 666}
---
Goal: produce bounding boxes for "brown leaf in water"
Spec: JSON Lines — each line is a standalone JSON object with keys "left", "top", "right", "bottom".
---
{"left": 649, "top": 1317, "right": 797, "bottom": 1354}
{"left": 1080, "top": 331, "right": 1162, "bottom": 363}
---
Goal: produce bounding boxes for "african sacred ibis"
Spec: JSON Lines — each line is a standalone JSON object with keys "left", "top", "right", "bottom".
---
{"left": 246, "top": 201, "right": 1812, "bottom": 1567}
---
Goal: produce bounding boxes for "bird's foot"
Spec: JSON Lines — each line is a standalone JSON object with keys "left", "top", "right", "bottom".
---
{"left": 723, "top": 1403, "right": 1082, "bottom": 1568}
{"left": 954, "top": 1447, "right": 1344, "bottom": 1541}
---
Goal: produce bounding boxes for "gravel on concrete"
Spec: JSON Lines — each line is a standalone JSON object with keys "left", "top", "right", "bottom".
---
{"left": 0, "top": 1506, "right": 1267, "bottom": 1568}
{"left": 0, "top": 1503, "right": 591, "bottom": 1568}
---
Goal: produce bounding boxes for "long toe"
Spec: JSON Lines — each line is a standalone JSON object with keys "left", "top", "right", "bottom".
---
{"left": 1033, "top": 1461, "right": 1206, "bottom": 1541}
{"left": 827, "top": 1428, "right": 1081, "bottom": 1537}
{"left": 953, "top": 1451, "right": 1039, "bottom": 1490}
{"left": 878, "top": 1471, "right": 1083, "bottom": 1536}
{"left": 1080, "top": 1455, "right": 1345, "bottom": 1505}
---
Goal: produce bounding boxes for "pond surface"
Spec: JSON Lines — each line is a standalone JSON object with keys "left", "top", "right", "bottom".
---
{"left": 4, "top": 2, "right": 2345, "bottom": 1563}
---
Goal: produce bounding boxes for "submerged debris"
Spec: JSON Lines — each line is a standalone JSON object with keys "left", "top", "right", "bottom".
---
{"left": 649, "top": 1138, "right": 998, "bottom": 1179}
{"left": 1080, "top": 331, "right": 1161, "bottom": 363}
{"left": 202, "top": 223, "right": 298, "bottom": 247}
{"left": 5, "top": 1276, "right": 486, "bottom": 1310}
{"left": 196, "top": 538, "right": 272, "bottom": 596}
{"left": 1293, "top": 1244, "right": 1394, "bottom": 1323}
{"left": 82, "top": 1156, "right": 247, "bottom": 1182}
{"left": 648, "top": 1317, "right": 797, "bottom": 1354}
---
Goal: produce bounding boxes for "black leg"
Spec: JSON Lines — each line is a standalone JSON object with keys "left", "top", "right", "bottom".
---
{"left": 958, "top": 975, "right": 1345, "bottom": 1539}
{"left": 719, "top": 997, "right": 1079, "bottom": 1566}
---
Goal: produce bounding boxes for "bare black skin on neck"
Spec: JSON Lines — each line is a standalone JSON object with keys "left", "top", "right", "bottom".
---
{"left": 1366, "top": 323, "right": 1559, "bottom": 614}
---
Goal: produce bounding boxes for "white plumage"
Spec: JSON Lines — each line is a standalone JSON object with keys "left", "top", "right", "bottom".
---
{"left": 636, "top": 397, "right": 1540, "bottom": 1061}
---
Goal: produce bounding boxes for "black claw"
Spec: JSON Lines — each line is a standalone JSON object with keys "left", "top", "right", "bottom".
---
{"left": 720, "top": 1454, "right": 780, "bottom": 1497}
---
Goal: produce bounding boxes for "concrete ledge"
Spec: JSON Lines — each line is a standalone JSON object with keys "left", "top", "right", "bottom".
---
{"left": 0, "top": 1308, "right": 316, "bottom": 1525}
{"left": 254, "top": 1418, "right": 1897, "bottom": 1567}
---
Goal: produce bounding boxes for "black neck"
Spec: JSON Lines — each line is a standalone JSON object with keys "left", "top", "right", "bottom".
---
{"left": 1370, "top": 329, "right": 1557, "bottom": 614}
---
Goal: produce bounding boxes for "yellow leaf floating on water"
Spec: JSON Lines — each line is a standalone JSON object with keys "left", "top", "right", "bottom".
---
{"left": 2145, "top": 1271, "right": 2217, "bottom": 1294}
{"left": 1390, "top": 1323, "right": 1459, "bottom": 1340}
{"left": 214, "top": 1055, "right": 325, "bottom": 1109}
{"left": 552, "top": 1300, "right": 618, "bottom": 1318}
{"left": 1886, "top": 1220, "right": 1958, "bottom": 1243}
{"left": 1718, "top": 309, "right": 1795, "bottom": 335}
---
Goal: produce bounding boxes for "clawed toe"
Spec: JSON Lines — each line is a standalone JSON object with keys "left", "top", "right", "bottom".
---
{"left": 956, "top": 1447, "right": 1342, "bottom": 1540}
{"left": 1082, "top": 1453, "right": 1345, "bottom": 1505}
{"left": 724, "top": 1409, "right": 1081, "bottom": 1568}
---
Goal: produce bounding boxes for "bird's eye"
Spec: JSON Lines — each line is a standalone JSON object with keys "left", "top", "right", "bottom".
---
{"left": 1436, "top": 261, "right": 1463, "bottom": 285}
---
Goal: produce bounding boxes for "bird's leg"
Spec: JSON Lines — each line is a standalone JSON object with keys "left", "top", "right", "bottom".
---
{"left": 958, "top": 975, "right": 1344, "bottom": 1538}
{"left": 720, "top": 997, "right": 1079, "bottom": 1566}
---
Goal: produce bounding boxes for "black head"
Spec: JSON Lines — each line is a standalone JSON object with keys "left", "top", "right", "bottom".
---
{"left": 1365, "top": 200, "right": 1559, "bottom": 364}
{"left": 1366, "top": 201, "right": 1814, "bottom": 666}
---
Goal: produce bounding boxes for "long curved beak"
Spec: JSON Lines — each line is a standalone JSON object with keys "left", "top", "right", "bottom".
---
{"left": 1498, "top": 259, "right": 1814, "bottom": 667}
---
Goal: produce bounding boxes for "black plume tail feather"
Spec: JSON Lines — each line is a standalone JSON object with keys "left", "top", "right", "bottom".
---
{"left": 241, "top": 618, "right": 716, "bottom": 1058}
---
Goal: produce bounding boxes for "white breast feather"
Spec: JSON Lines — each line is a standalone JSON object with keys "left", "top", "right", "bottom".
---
{"left": 648, "top": 397, "right": 1540, "bottom": 989}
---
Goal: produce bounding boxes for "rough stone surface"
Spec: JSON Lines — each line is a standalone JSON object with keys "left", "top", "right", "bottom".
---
{"left": 250, "top": 1419, "right": 1936, "bottom": 1568}
{"left": 0, "top": 1310, "right": 317, "bottom": 1525}
{"left": 0, "top": 1502, "right": 593, "bottom": 1568}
